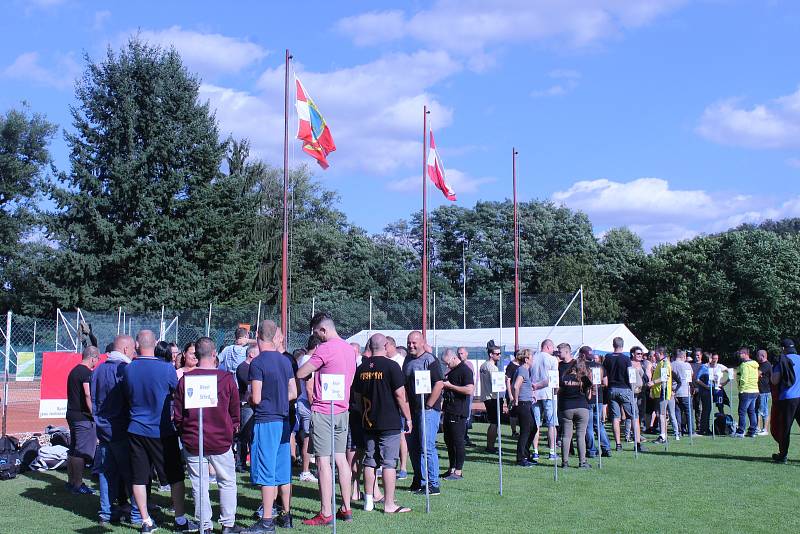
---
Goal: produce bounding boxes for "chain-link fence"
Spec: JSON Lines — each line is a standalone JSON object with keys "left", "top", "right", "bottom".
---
{"left": 1, "top": 290, "right": 583, "bottom": 435}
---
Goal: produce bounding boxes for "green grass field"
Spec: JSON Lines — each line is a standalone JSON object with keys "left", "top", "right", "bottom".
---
{"left": 2, "top": 418, "right": 800, "bottom": 534}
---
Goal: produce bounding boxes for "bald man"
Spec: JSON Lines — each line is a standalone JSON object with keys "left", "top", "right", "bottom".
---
{"left": 66, "top": 345, "right": 100, "bottom": 494}
{"left": 403, "top": 331, "right": 445, "bottom": 495}
{"left": 124, "top": 330, "right": 196, "bottom": 532}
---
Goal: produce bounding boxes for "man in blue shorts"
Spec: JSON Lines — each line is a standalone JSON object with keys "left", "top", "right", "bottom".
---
{"left": 530, "top": 339, "right": 558, "bottom": 459}
{"left": 244, "top": 321, "right": 297, "bottom": 533}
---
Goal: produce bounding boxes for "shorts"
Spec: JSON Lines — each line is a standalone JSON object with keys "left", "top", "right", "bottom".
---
{"left": 251, "top": 420, "right": 291, "bottom": 487}
{"left": 608, "top": 388, "right": 638, "bottom": 420}
{"left": 484, "top": 399, "right": 503, "bottom": 425}
{"left": 128, "top": 433, "right": 184, "bottom": 486}
{"left": 363, "top": 431, "right": 401, "bottom": 469}
{"left": 296, "top": 400, "right": 312, "bottom": 436}
{"left": 757, "top": 392, "right": 770, "bottom": 418}
{"left": 347, "top": 411, "right": 365, "bottom": 451}
{"left": 310, "top": 411, "right": 349, "bottom": 456}
{"left": 67, "top": 420, "right": 97, "bottom": 461}
{"left": 533, "top": 399, "right": 555, "bottom": 427}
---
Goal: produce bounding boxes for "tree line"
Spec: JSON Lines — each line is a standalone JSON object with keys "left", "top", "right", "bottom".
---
{"left": 1, "top": 39, "right": 798, "bottom": 355}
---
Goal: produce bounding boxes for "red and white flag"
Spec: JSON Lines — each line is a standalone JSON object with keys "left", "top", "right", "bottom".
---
{"left": 427, "top": 129, "right": 456, "bottom": 201}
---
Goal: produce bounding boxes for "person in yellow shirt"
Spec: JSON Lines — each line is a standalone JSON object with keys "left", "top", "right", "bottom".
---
{"left": 734, "top": 347, "right": 759, "bottom": 438}
{"left": 650, "top": 347, "right": 677, "bottom": 444}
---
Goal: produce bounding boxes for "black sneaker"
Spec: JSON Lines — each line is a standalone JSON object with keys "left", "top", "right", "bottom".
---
{"left": 174, "top": 518, "right": 200, "bottom": 532}
{"left": 772, "top": 453, "right": 788, "bottom": 464}
{"left": 636, "top": 443, "right": 647, "bottom": 453}
{"left": 655, "top": 437, "right": 667, "bottom": 444}
{"left": 243, "top": 519, "right": 276, "bottom": 533}
{"left": 578, "top": 462, "right": 592, "bottom": 469}
{"left": 615, "top": 443, "right": 623, "bottom": 452}
{"left": 428, "top": 485, "right": 441, "bottom": 496}
{"left": 140, "top": 520, "right": 158, "bottom": 533}
{"left": 275, "top": 511, "right": 293, "bottom": 529}
{"left": 408, "top": 482, "right": 422, "bottom": 492}
{"left": 601, "top": 449, "right": 612, "bottom": 458}
{"left": 516, "top": 460, "right": 536, "bottom": 467}
{"left": 222, "top": 526, "right": 245, "bottom": 534}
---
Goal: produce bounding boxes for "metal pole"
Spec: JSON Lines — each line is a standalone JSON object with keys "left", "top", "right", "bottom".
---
{"left": 206, "top": 303, "right": 212, "bottom": 337}
{"left": 281, "top": 49, "right": 291, "bottom": 336}
{"left": 199, "top": 407, "right": 205, "bottom": 532}
{"left": 55, "top": 309, "right": 59, "bottom": 351}
{"left": 2, "top": 311, "right": 10, "bottom": 436}
{"left": 122, "top": 312, "right": 126, "bottom": 336}
{"left": 129, "top": 318, "right": 132, "bottom": 337}
{"left": 544, "top": 288, "right": 582, "bottom": 342}
{"left": 421, "top": 393, "right": 430, "bottom": 513}
{"left": 512, "top": 148, "right": 519, "bottom": 352}
{"left": 256, "top": 300, "right": 262, "bottom": 331}
{"left": 175, "top": 316, "right": 179, "bottom": 345}
{"left": 497, "top": 394, "right": 503, "bottom": 495}
{"left": 75, "top": 308, "right": 80, "bottom": 352}
{"left": 421, "top": 105, "right": 429, "bottom": 338}
{"left": 160, "top": 305, "right": 165, "bottom": 341}
{"left": 633, "top": 374, "right": 639, "bottom": 460}
{"left": 580, "top": 285, "right": 585, "bottom": 346}
{"left": 498, "top": 289, "right": 503, "bottom": 351}
{"left": 687, "top": 372, "right": 695, "bottom": 446}
{"left": 33, "top": 320, "right": 37, "bottom": 357}
{"left": 596, "top": 385, "right": 602, "bottom": 469}
{"left": 553, "top": 388, "right": 558, "bottom": 482}
{"left": 433, "top": 291, "right": 437, "bottom": 358}
{"left": 462, "top": 241, "right": 467, "bottom": 330}
{"left": 311, "top": 297, "right": 316, "bottom": 322}
{"left": 369, "top": 295, "right": 373, "bottom": 337}
{"left": 330, "top": 400, "right": 337, "bottom": 533}
{"left": 710, "top": 375, "right": 715, "bottom": 439}
{"left": 117, "top": 307, "right": 122, "bottom": 335}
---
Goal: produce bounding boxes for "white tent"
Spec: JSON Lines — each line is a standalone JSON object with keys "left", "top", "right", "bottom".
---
{"left": 346, "top": 324, "right": 647, "bottom": 355}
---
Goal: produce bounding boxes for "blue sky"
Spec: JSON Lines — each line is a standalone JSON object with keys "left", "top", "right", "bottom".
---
{"left": 2, "top": 0, "right": 799, "bottom": 248}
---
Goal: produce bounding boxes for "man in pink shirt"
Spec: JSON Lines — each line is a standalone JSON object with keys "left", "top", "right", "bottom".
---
{"left": 296, "top": 313, "right": 356, "bottom": 525}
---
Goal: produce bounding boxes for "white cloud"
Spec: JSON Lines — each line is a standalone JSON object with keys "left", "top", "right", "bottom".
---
{"left": 93, "top": 10, "right": 111, "bottom": 30}
{"left": 336, "top": 1, "right": 686, "bottom": 56}
{"left": 202, "top": 50, "right": 461, "bottom": 175}
{"left": 697, "top": 86, "right": 800, "bottom": 149}
{"left": 2, "top": 51, "right": 79, "bottom": 90}
{"left": 531, "top": 69, "right": 581, "bottom": 97}
{"left": 553, "top": 177, "right": 800, "bottom": 248}
{"left": 387, "top": 169, "right": 494, "bottom": 195}
{"left": 135, "top": 26, "right": 268, "bottom": 79}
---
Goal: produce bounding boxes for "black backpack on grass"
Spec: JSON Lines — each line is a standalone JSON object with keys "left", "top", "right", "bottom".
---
{"left": 714, "top": 413, "right": 734, "bottom": 436}
{"left": 0, "top": 435, "right": 21, "bottom": 480}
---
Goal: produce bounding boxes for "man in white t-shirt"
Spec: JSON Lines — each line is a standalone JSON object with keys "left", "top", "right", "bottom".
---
{"left": 530, "top": 339, "right": 558, "bottom": 460}
{"left": 709, "top": 353, "right": 730, "bottom": 414}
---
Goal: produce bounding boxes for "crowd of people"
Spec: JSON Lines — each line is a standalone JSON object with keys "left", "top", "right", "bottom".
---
{"left": 61, "top": 313, "right": 800, "bottom": 533}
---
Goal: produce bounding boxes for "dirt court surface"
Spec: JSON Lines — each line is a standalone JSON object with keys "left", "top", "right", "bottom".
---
{"left": 2, "top": 380, "right": 66, "bottom": 435}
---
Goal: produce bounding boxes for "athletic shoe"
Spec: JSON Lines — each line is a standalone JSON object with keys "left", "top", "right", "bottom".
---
{"left": 624, "top": 436, "right": 634, "bottom": 443}
{"left": 408, "top": 482, "right": 421, "bottom": 492}
{"left": 587, "top": 451, "right": 597, "bottom": 458}
{"left": 243, "top": 519, "right": 276, "bottom": 533}
{"left": 532, "top": 451, "right": 540, "bottom": 460}
{"left": 635, "top": 443, "right": 647, "bottom": 453}
{"left": 428, "top": 485, "right": 441, "bottom": 496}
{"left": 158, "top": 484, "right": 171, "bottom": 492}
{"left": 578, "top": 462, "right": 592, "bottom": 469}
{"left": 615, "top": 444, "right": 623, "bottom": 452}
{"left": 516, "top": 460, "right": 536, "bottom": 468}
{"left": 174, "top": 518, "right": 200, "bottom": 532}
{"left": 222, "top": 526, "right": 245, "bottom": 534}
{"left": 732, "top": 432, "right": 745, "bottom": 439}
{"left": 444, "top": 473, "right": 463, "bottom": 481}
{"left": 397, "top": 470, "right": 408, "bottom": 480}
{"left": 335, "top": 508, "right": 353, "bottom": 522}
{"left": 511, "top": 431, "right": 520, "bottom": 438}
{"left": 601, "top": 449, "right": 612, "bottom": 458}
{"left": 559, "top": 462, "right": 569, "bottom": 469}
{"left": 772, "top": 453, "right": 787, "bottom": 464}
{"left": 675, "top": 435, "right": 681, "bottom": 441}
{"left": 140, "top": 520, "right": 158, "bottom": 533}
{"left": 758, "top": 429, "right": 769, "bottom": 436}
{"left": 299, "top": 471, "right": 317, "bottom": 483}
{"left": 548, "top": 453, "right": 558, "bottom": 460}
{"left": 275, "top": 511, "right": 293, "bottom": 529}
{"left": 70, "top": 483, "right": 96, "bottom": 495}
{"left": 301, "top": 513, "right": 332, "bottom": 526}
{"left": 745, "top": 432, "right": 757, "bottom": 438}
{"left": 655, "top": 437, "right": 667, "bottom": 444}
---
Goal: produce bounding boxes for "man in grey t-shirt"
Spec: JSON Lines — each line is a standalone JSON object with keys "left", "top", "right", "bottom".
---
{"left": 672, "top": 350, "right": 693, "bottom": 437}
{"left": 530, "top": 339, "right": 558, "bottom": 459}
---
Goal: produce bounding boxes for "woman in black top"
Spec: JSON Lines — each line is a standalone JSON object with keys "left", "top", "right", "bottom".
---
{"left": 442, "top": 350, "right": 475, "bottom": 479}
{"left": 558, "top": 345, "right": 593, "bottom": 468}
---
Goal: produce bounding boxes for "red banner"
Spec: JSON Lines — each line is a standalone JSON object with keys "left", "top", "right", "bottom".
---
{"left": 39, "top": 351, "right": 107, "bottom": 418}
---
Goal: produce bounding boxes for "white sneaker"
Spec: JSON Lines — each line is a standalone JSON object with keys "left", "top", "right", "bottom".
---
{"left": 757, "top": 429, "right": 769, "bottom": 436}
{"left": 299, "top": 471, "right": 318, "bottom": 483}
{"left": 675, "top": 435, "right": 680, "bottom": 441}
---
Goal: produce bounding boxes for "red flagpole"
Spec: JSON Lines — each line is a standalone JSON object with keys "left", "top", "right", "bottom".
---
{"left": 422, "top": 106, "right": 429, "bottom": 338}
{"left": 281, "top": 49, "right": 291, "bottom": 333}
{"left": 513, "top": 148, "right": 520, "bottom": 352}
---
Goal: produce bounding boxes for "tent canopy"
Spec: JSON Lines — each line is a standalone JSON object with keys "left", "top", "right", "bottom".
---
{"left": 346, "top": 324, "right": 647, "bottom": 355}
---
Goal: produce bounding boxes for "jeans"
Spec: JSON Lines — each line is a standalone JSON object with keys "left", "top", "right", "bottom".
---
{"left": 757, "top": 392, "right": 770, "bottom": 420}
{"left": 666, "top": 398, "right": 680, "bottom": 438}
{"left": 443, "top": 413, "right": 467, "bottom": 471}
{"left": 586, "top": 403, "right": 610, "bottom": 454}
{"left": 409, "top": 409, "right": 441, "bottom": 488}
{"left": 699, "top": 388, "right": 712, "bottom": 433}
{"left": 185, "top": 447, "right": 237, "bottom": 530}
{"left": 515, "top": 401, "right": 537, "bottom": 463}
{"left": 738, "top": 393, "right": 758, "bottom": 435}
{"left": 560, "top": 408, "right": 589, "bottom": 464}
{"left": 675, "top": 396, "right": 693, "bottom": 435}
{"left": 236, "top": 404, "right": 254, "bottom": 469}
{"left": 96, "top": 440, "right": 141, "bottom": 523}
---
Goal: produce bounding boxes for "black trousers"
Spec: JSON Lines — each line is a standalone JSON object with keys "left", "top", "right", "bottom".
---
{"left": 516, "top": 401, "right": 538, "bottom": 463}
{"left": 778, "top": 397, "right": 800, "bottom": 457}
{"left": 443, "top": 413, "right": 467, "bottom": 470}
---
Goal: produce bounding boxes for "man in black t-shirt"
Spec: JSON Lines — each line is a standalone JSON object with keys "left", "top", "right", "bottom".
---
{"left": 351, "top": 334, "right": 412, "bottom": 514}
{"left": 66, "top": 345, "right": 100, "bottom": 494}
{"left": 441, "top": 349, "right": 475, "bottom": 480}
{"left": 602, "top": 337, "right": 645, "bottom": 452}
{"left": 235, "top": 345, "right": 259, "bottom": 472}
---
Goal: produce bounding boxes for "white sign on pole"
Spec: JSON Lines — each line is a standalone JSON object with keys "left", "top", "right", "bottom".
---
{"left": 591, "top": 367, "right": 601, "bottom": 385}
{"left": 548, "top": 369, "right": 559, "bottom": 391}
{"left": 683, "top": 369, "right": 693, "bottom": 382}
{"left": 184, "top": 374, "right": 218, "bottom": 409}
{"left": 728, "top": 369, "right": 735, "bottom": 381}
{"left": 491, "top": 371, "right": 506, "bottom": 393}
{"left": 320, "top": 374, "right": 346, "bottom": 401}
{"left": 415, "top": 370, "right": 432, "bottom": 394}
{"left": 627, "top": 367, "right": 638, "bottom": 386}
